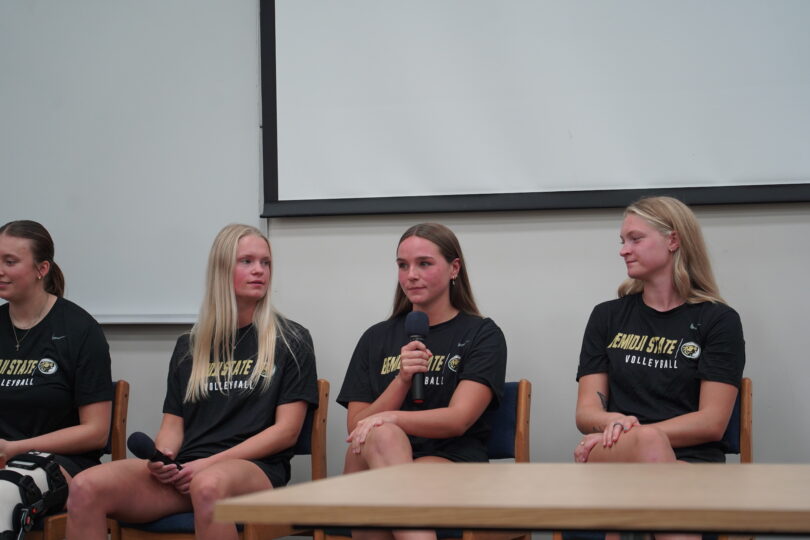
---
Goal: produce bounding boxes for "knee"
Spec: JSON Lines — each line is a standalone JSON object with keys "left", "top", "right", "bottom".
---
{"left": 630, "top": 425, "right": 675, "bottom": 462}
{"left": 189, "top": 471, "right": 227, "bottom": 510}
{"left": 67, "top": 470, "right": 104, "bottom": 515}
{"left": 362, "top": 423, "right": 409, "bottom": 458}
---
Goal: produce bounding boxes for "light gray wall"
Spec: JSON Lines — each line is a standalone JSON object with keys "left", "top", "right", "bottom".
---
{"left": 106, "top": 202, "right": 810, "bottom": 480}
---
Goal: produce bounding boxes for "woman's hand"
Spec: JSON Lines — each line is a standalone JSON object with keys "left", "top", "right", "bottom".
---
{"left": 601, "top": 414, "right": 639, "bottom": 448}
{"left": 574, "top": 433, "right": 602, "bottom": 463}
{"left": 172, "top": 456, "right": 213, "bottom": 495}
{"left": 146, "top": 449, "right": 182, "bottom": 485}
{"left": 346, "top": 412, "right": 398, "bottom": 455}
{"left": 396, "top": 341, "right": 431, "bottom": 385}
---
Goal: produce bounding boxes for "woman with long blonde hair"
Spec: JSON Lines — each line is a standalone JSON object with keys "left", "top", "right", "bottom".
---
{"left": 66, "top": 224, "right": 318, "bottom": 540}
{"left": 574, "top": 196, "right": 745, "bottom": 468}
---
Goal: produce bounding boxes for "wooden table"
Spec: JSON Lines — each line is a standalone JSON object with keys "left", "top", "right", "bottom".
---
{"left": 215, "top": 463, "right": 810, "bottom": 534}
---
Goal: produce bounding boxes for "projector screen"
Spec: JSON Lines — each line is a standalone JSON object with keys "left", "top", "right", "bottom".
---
{"left": 264, "top": 0, "right": 810, "bottom": 217}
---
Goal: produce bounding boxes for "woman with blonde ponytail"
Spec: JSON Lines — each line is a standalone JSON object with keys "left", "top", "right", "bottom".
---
{"left": 574, "top": 197, "right": 745, "bottom": 475}
{"left": 67, "top": 224, "right": 318, "bottom": 540}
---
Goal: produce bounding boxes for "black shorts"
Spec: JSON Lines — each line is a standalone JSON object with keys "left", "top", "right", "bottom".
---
{"left": 247, "top": 459, "right": 289, "bottom": 488}
{"left": 53, "top": 454, "right": 101, "bottom": 478}
{"left": 675, "top": 444, "right": 726, "bottom": 463}
{"left": 410, "top": 435, "right": 488, "bottom": 463}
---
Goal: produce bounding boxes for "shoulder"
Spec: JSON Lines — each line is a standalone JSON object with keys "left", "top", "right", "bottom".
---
{"left": 170, "top": 332, "right": 193, "bottom": 366}
{"left": 276, "top": 316, "right": 315, "bottom": 353}
{"left": 359, "top": 316, "right": 404, "bottom": 341}
{"left": 688, "top": 300, "right": 743, "bottom": 329}
{"left": 53, "top": 297, "right": 103, "bottom": 328}
{"left": 453, "top": 312, "right": 504, "bottom": 341}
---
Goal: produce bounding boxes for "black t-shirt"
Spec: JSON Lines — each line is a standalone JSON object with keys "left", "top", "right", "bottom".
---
{"left": 163, "top": 318, "right": 318, "bottom": 482}
{"left": 577, "top": 293, "right": 746, "bottom": 462}
{"left": 338, "top": 312, "right": 507, "bottom": 462}
{"left": 0, "top": 298, "right": 114, "bottom": 472}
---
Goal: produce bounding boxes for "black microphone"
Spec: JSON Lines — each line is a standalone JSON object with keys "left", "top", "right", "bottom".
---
{"left": 405, "top": 310, "right": 429, "bottom": 404}
{"left": 127, "top": 431, "right": 183, "bottom": 469}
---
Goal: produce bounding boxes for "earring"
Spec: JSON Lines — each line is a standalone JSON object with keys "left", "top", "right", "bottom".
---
{"left": 451, "top": 277, "right": 456, "bottom": 286}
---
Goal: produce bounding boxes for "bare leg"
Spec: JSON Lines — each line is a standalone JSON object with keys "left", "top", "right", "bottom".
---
{"left": 585, "top": 427, "right": 697, "bottom": 540}
{"left": 189, "top": 459, "right": 273, "bottom": 540}
{"left": 66, "top": 458, "right": 191, "bottom": 540}
{"left": 345, "top": 425, "right": 442, "bottom": 540}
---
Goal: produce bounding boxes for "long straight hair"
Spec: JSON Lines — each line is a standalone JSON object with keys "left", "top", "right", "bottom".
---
{"left": 0, "top": 220, "right": 65, "bottom": 297}
{"left": 618, "top": 197, "right": 725, "bottom": 304}
{"left": 184, "top": 224, "right": 294, "bottom": 403}
{"left": 390, "top": 223, "right": 481, "bottom": 319}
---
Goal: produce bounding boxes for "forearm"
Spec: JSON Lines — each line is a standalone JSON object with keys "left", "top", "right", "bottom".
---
{"left": 348, "top": 376, "right": 411, "bottom": 431}
{"left": 206, "top": 423, "right": 302, "bottom": 464}
{"left": 575, "top": 404, "right": 626, "bottom": 435}
{"left": 388, "top": 407, "right": 471, "bottom": 439}
{"left": 5, "top": 423, "right": 108, "bottom": 457}
{"left": 648, "top": 410, "right": 727, "bottom": 448}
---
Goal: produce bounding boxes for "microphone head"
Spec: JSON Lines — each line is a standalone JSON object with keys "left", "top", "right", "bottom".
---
{"left": 405, "top": 310, "right": 429, "bottom": 337}
{"left": 127, "top": 431, "right": 156, "bottom": 459}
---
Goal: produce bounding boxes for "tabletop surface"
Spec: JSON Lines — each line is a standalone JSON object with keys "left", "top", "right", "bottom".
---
{"left": 215, "top": 462, "right": 810, "bottom": 533}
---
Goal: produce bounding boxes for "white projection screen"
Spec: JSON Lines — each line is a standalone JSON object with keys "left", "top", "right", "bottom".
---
{"left": 264, "top": 0, "right": 810, "bottom": 216}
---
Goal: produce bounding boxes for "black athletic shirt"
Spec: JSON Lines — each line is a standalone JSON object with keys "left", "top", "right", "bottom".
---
{"left": 0, "top": 298, "right": 113, "bottom": 473}
{"left": 338, "top": 312, "right": 506, "bottom": 462}
{"left": 163, "top": 318, "right": 318, "bottom": 483}
{"left": 577, "top": 293, "right": 745, "bottom": 462}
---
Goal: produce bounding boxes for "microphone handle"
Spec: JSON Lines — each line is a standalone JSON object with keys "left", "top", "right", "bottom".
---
{"left": 151, "top": 450, "right": 183, "bottom": 469}
{"left": 410, "top": 335, "right": 426, "bottom": 404}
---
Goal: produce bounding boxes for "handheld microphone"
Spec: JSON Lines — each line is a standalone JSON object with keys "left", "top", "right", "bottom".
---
{"left": 404, "top": 310, "right": 430, "bottom": 404}
{"left": 127, "top": 431, "right": 183, "bottom": 469}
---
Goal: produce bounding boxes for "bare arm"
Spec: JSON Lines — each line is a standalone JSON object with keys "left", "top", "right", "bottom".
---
{"left": 648, "top": 380, "right": 738, "bottom": 447}
{"left": 154, "top": 413, "right": 185, "bottom": 456}
{"left": 346, "top": 340, "right": 430, "bottom": 433}
{"left": 575, "top": 374, "right": 632, "bottom": 434}
{"left": 0, "top": 400, "right": 111, "bottom": 458}
{"left": 576, "top": 374, "right": 738, "bottom": 449}
{"left": 347, "top": 379, "right": 493, "bottom": 448}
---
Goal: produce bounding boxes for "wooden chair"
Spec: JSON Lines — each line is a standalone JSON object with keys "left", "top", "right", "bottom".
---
{"left": 115, "top": 378, "right": 330, "bottom": 540}
{"left": 323, "top": 378, "right": 532, "bottom": 540}
{"left": 552, "top": 376, "right": 753, "bottom": 540}
{"left": 26, "top": 379, "right": 131, "bottom": 540}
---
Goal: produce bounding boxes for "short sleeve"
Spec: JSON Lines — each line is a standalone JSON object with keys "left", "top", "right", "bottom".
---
{"left": 162, "top": 334, "right": 190, "bottom": 416}
{"left": 276, "top": 326, "right": 319, "bottom": 407}
{"left": 576, "top": 303, "right": 610, "bottom": 381}
{"left": 459, "top": 318, "right": 507, "bottom": 408}
{"left": 73, "top": 318, "right": 113, "bottom": 406}
{"left": 697, "top": 306, "right": 745, "bottom": 386}
{"left": 336, "top": 326, "right": 376, "bottom": 407}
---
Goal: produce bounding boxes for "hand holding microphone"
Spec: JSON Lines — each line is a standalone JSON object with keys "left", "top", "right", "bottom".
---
{"left": 127, "top": 431, "right": 183, "bottom": 470}
{"left": 404, "top": 311, "right": 430, "bottom": 404}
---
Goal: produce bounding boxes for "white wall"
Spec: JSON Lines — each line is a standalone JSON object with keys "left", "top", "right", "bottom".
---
{"left": 106, "top": 202, "right": 810, "bottom": 480}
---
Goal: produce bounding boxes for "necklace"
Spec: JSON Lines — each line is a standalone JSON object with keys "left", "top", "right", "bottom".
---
{"left": 10, "top": 295, "right": 51, "bottom": 352}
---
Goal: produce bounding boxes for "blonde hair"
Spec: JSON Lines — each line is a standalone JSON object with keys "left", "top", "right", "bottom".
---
{"left": 618, "top": 196, "right": 724, "bottom": 304}
{"left": 391, "top": 223, "right": 481, "bottom": 319}
{"left": 184, "top": 224, "right": 295, "bottom": 403}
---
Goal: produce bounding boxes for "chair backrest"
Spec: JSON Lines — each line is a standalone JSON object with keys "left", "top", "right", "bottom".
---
{"left": 721, "top": 376, "right": 752, "bottom": 462}
{"left": 292, "top": 378, "right": 330, "bottom": 480}
{"left": 104, "top": 379, "right": 130, "bottom": 460}
{"left": 481, "top": 379, "right": 531, "bottom": 462}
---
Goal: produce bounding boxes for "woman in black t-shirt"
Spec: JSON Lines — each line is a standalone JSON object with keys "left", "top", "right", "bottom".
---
{"left": 67, "top": 224, "right": 318, "bottom": 540}
{"left": 574, "top": 197, "right": 745, "bottom": 467}
{"left": 0, "top": 220, "right": 113, "bottom": 480}
{"left": 338, "top": 223, "right": 506, "bottom": 540}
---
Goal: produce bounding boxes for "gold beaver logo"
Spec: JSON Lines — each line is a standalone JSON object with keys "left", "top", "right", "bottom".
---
{"left": 447, "top": 355, "right": 461, "bottom": 372}
{"left": 38, "top": 358, "right": 58, "bottom": 375}
{"left": 680, "top": 342, "right": 701, "bottom": 359}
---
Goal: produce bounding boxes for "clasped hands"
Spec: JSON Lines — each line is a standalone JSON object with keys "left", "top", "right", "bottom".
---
{"left": 147, "top": 452, "right": 212, "bottom": 494}
{"left": 574, "top": 414, "right": 639, "bottom": 463}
